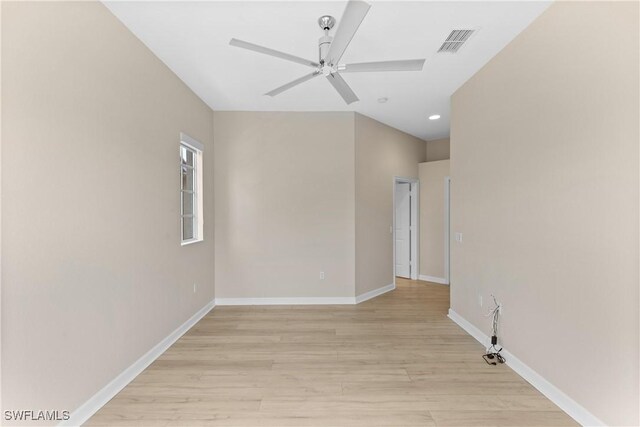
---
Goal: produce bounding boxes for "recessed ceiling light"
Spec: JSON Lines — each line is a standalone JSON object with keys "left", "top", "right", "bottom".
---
{"left": 378, "top": 97, "right": 388, "bottom": 103}
{"left": 429, "top": 114, "right": 441, "bottom": 120}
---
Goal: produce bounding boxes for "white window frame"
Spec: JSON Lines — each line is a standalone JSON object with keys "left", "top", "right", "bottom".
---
{"left": 180, "top": 132, "right": 204, "bottom": 245}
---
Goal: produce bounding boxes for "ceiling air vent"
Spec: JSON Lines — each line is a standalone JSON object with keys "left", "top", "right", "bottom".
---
{"left": 438, "top": 29, "right": 475, "bottom": 53}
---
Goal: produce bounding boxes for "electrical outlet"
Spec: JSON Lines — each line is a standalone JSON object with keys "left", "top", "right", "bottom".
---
{"left": 193, "top": 283, "right": 197, "bottom": 293}
{"left": 455, "top": 232, "right": 463, "bottom": 242}
{"left": 320, "top": 271, "right": 325, "bottom": 280}
{"left": 479, "top": 295, "right": 483, "bottom": 307}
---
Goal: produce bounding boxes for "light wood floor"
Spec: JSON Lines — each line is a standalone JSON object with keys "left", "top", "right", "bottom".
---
{"left": 88, "top": 279, "right": 577, "bottom": 426}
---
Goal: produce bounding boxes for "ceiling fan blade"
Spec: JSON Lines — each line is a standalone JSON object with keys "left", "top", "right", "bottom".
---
{"left": 230, "top": 38, "right": 320, "bottom": 68}
{"left": 265, "top": 71, "right": 320, "bottom": 97}
{"left": 324, "top": 0, "right": 371, "bottom": 67}
{"left": 339, "top": 59, "right": 426, "bottom": 73}
{"left": 326, "top": 73, "right": 358, "bottom": 104}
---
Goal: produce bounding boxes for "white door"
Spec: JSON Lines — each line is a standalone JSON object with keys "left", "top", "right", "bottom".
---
{"left": 395, "top": 182, "right": 411, "bottom": 278}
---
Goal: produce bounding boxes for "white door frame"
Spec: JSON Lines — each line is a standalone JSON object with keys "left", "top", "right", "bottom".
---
{"left": 444, "top": 176, "right": 451, "bottom": 285}
{"left": 393, "top": 176, "right": 419, "bottom": 285}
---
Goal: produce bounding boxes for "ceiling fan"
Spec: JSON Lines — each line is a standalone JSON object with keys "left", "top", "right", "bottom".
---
{"left": 229, "top": 0, "right": 425, "bottom": 105}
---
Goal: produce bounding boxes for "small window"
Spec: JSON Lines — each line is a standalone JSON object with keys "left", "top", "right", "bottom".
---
{"left": 180, "top": 133, "right": 204, "bottom": 245}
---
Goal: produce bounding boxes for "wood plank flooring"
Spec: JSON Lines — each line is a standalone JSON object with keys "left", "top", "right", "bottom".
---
{"left": 87, "top": 279, "right": 577, "bottom": 426}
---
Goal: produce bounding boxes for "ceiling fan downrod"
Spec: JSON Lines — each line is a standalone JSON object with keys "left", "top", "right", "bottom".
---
{"left": 317, "top": 15, "right": 335, "bottom": 66}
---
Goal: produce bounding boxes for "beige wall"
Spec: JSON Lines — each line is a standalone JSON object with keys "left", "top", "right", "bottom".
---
{"left": 355, "top": 113, "right": 426, "bottom": 295}
{"left": 213, "top": 112, "right": 355, "bottom": 298}
{"left": 426, "top": 138, "right": 449, "bottom": 162}
{"left": 1, "top": 1, "right": 215, "bottom": 419}
{"left": 450, "top": 2, "right": 639, "bottom": 425}
{"left": 214, "top": 112, "right": 426, "bottom": 300}
{"left": 419, "top": 160, "right": 449, "bottom": 280}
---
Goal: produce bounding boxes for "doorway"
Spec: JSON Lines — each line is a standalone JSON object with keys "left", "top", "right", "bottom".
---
{"left": 393, "top": 177, "right": 419, "bottom": 282}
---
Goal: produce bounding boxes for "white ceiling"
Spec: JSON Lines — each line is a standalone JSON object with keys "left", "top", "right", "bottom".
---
{"left": 104, "top": 1, "right": 551, "bottom": 140}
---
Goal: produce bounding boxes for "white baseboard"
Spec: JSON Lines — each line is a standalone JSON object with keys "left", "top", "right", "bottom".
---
{"left": 419, "top": 274, "right": 449, "bottom": 284}
{"left": 61, "top": 300, "right": 216, "bottom": 427}
{"left": 355, "top": 283, "right": 395, "bottom": 304}
{"left": 215, "top": 284, "right": 396, "bottom": 306}
{"left": 447, "top": 309, "right": 490, "bottom": 347}
{"left": 447, "top": 309, "right": 605, "bottom": 427}
{"left": 215, "top": 296, "right": 355, "bottom": 305}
